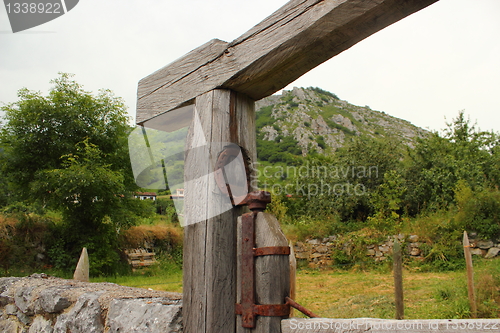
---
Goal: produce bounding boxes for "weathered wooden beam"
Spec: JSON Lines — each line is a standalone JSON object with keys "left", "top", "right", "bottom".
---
{"left": 183, "top": 89, "right": 256, "bottom": 333}
{"left": 137, "top": 0, "right": 439, "bottom": 124}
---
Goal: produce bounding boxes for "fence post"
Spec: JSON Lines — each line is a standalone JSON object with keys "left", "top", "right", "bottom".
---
{"left": 393, "top": 240, "right": 404, "bottom": 320}
{"left": 289, "top": 241, "right": 296, "bottom": 317}
{"left": 463, "top": 231, "right": 477, "bottom": 318}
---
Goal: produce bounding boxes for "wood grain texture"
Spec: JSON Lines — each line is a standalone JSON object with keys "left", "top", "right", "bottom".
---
{"left": 463, "top": 231, "right": 477, "bottom": 318}
{"left": 237, "top": 212, "right": 290, "bottom": 333}
{"left": 183, "top": 89, "right": 255, "bottom": 333}
{"left": 393, "top": 240, "right": 404, "bottom": 320}
{"left": 289, "top": 241, "right": 297, "bottom": 318}
{"left": 137, "top": 0, "right": 439, "bottom": 124}
{"left": 282, "top": 318, "right": 500, "bottom": 333}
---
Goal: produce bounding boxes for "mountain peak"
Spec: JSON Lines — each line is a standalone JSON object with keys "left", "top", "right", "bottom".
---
{"left": 256, "top": 87, "right": 428, "bottom": 161}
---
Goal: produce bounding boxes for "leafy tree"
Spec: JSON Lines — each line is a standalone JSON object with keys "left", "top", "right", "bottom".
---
{"left": 404, "top": 111, "right": 500, "bottom": 214}
{"left": 0, "top": 73, "right": 149, "bottom": 274}
{"left": 288, "top": 137, "right": 404, "bottom": 221}
{"left": 0, "top": 73, "right": 133, "bottom": 200}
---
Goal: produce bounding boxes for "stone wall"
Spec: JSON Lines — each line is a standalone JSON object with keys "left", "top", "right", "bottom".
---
{"left": 0, "top": 274, "right": 182, "bottom": 333}
{"left": 294, "top": 233, "right": 500, "bottom": 268}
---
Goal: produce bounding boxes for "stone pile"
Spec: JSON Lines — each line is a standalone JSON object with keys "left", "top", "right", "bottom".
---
{"left": 0, "top": 274, "right": 182, "bottom": 333}
{"left": 293, "top": 233, "right": 500, "bottom": 268}
{"left": 468, "top": 233, "right": 500, "bottom": 259}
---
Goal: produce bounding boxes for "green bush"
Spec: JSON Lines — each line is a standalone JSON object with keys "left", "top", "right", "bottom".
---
{"left": 454, "top": 182, "right": 500, "bottom": 239}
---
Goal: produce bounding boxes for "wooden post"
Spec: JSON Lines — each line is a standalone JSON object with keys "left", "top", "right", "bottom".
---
{"left": 237, "top": 212, "right": 290, "bottom": 333}
{"left": 289, "top": 241, "right": 297, "bottom": 318}
{"left": 73, "top": 247, "right": 89, "bottom": 282}
{"left": 136, "top": 1, "right": 442, "bottom": 331}
{"left": 393, "top": 240, "right": 404, "bottom": 320}
{"left": 183, "top": 89, "right": 255, "bottom": 333}
{"left": 463, "top": 231, "right": 477, "bottom": 318}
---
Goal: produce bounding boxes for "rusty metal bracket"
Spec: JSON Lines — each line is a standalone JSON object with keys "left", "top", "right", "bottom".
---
{"left": 236, "top": 191, "right": 318, "bottom": 327}
{"left": 240, "top": 211, "right": 257, "bottom": 328}
{"left": 285, "top": 297, "right": 320, "bottom": 318}
{"left": 235, "top": 303, "right": 291, "bottom": 318}
{"left": 253, "top": 246, "right": 290, "bottom": 256}
{"left": 236, "top": 192, "right": 293, "bottom": 328}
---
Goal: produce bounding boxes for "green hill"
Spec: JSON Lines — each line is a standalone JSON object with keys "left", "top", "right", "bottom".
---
{"left": 256, "top": 87, "right": 428, "bottom": 162}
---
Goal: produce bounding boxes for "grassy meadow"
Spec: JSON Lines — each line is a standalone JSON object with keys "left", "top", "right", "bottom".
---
{"left": 91, "top": 256, "right": 500, "bottom": 320}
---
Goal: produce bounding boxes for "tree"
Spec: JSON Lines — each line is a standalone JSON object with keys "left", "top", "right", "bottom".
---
{"left": 404, "top": 111, "right": 500, "bottom": 214}
{"left": 0, "top": 73, "right": 150, "bottom": 274}
{"left": 0, "top": 73, "right": 133, "bottom": 200}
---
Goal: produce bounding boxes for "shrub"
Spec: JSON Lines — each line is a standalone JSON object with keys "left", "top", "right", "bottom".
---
{"left": 454, "top": 182, "right": 500, "bottom": 239}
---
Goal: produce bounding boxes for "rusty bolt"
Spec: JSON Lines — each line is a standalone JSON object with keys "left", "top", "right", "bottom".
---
{"left": 239, "top": 191, "right": 271, "bottom": 212}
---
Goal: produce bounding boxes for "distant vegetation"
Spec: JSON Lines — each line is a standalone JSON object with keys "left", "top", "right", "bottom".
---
{"left": 0, "top": 78, "right": 499, "bottom": 282}
{"left": 0, "top": 74, "right": 180, "bottom": 277}
{"left": 257, "top": 88, "right": 500, "bottom": 271}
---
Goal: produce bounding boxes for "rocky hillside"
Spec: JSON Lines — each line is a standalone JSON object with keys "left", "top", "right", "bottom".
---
{"left": 256, "top": 87, "right": 428, "bottom": 159}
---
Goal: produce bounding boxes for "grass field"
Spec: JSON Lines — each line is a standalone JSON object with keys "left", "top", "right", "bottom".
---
{"left": 91, "top": 258, "right": 500, "bottom": 319}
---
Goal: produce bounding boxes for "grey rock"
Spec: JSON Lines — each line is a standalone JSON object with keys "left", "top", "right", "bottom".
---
{"left": 477, "top": 240, "right": 494, "bottom": 249}
{"left": 408, "top": 235, "right": 419, "bottom": 242}
{"left": 470, "top": 248, "right": 484, "bottom": 256}
{"left": 107, "top": 298, "right": 182, "bottom": 333}
{"left": 0, "top": 277, "right": 21, "bottom": 307}
{"left": 0, "top": 277, "right": 21, "bottom": 293}
{"left": 15, "top": 286, "right": 37, "bottom": 315}
{"left": 295, "top": 252, "right": 310, "bottom": 259}
{"left": 0, "top": 319, "right": 21, "bottom": 333}
{"left": 379, "top": 245, "right": 390, "bottom": 253}
{"left": 29, "top": 316, "right": 53, "bottom": 333}
{"left": 485, "top": 247, "right": 500, "bottom": 259}
{"left": 5, "top": 303, "right": 18, "bottom": 315}
{"left": 53, "top": 292, "right": 104, "bottom": 333}
{"left": 316, "top": 245, "right": 328, "bottom": 253}
{"left": 261, "top": 125, "right": 279, "bottom": 141}
{"left": 17, "top": 311, "right": 32, "bottom": 326}
{"left": 307, "top": 239, "right": 320, "bottom": 245}
{"left": 468, "top": 232, "right": 478, "bottom": 239}
{"left": 410, "top": 248, "right": 421, "bottom": 256}
{"left": 38, "top": 286, "right": 72, "bottom": 313}
{"left": 327, "top": 235, "right": 337, "bottom": 242}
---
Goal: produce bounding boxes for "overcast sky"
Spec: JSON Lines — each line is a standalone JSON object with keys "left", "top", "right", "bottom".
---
{"left": 1, "top": 0, "right": 499, "bottom": 133}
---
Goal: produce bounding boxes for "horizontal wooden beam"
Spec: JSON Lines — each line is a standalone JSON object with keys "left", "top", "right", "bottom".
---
{"left": 137, "top": 0, "right": 439, "bottom": 124}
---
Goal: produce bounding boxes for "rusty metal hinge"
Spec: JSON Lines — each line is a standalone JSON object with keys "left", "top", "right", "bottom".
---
{"left": 237, "top": 196, "right": 293, "bottom": 328}
{"left": 236, "top": 191, "right": 318, "bottom": 327}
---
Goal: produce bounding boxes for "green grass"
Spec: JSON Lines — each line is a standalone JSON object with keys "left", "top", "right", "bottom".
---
{"left": 84, "top": 256, "right": 500, "bottom": 320}
{"left": 294, "top": 258, "right": 500, "bottom": 319}
{"left": 91, "top": 261, "right": 183, "bottom": 293}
